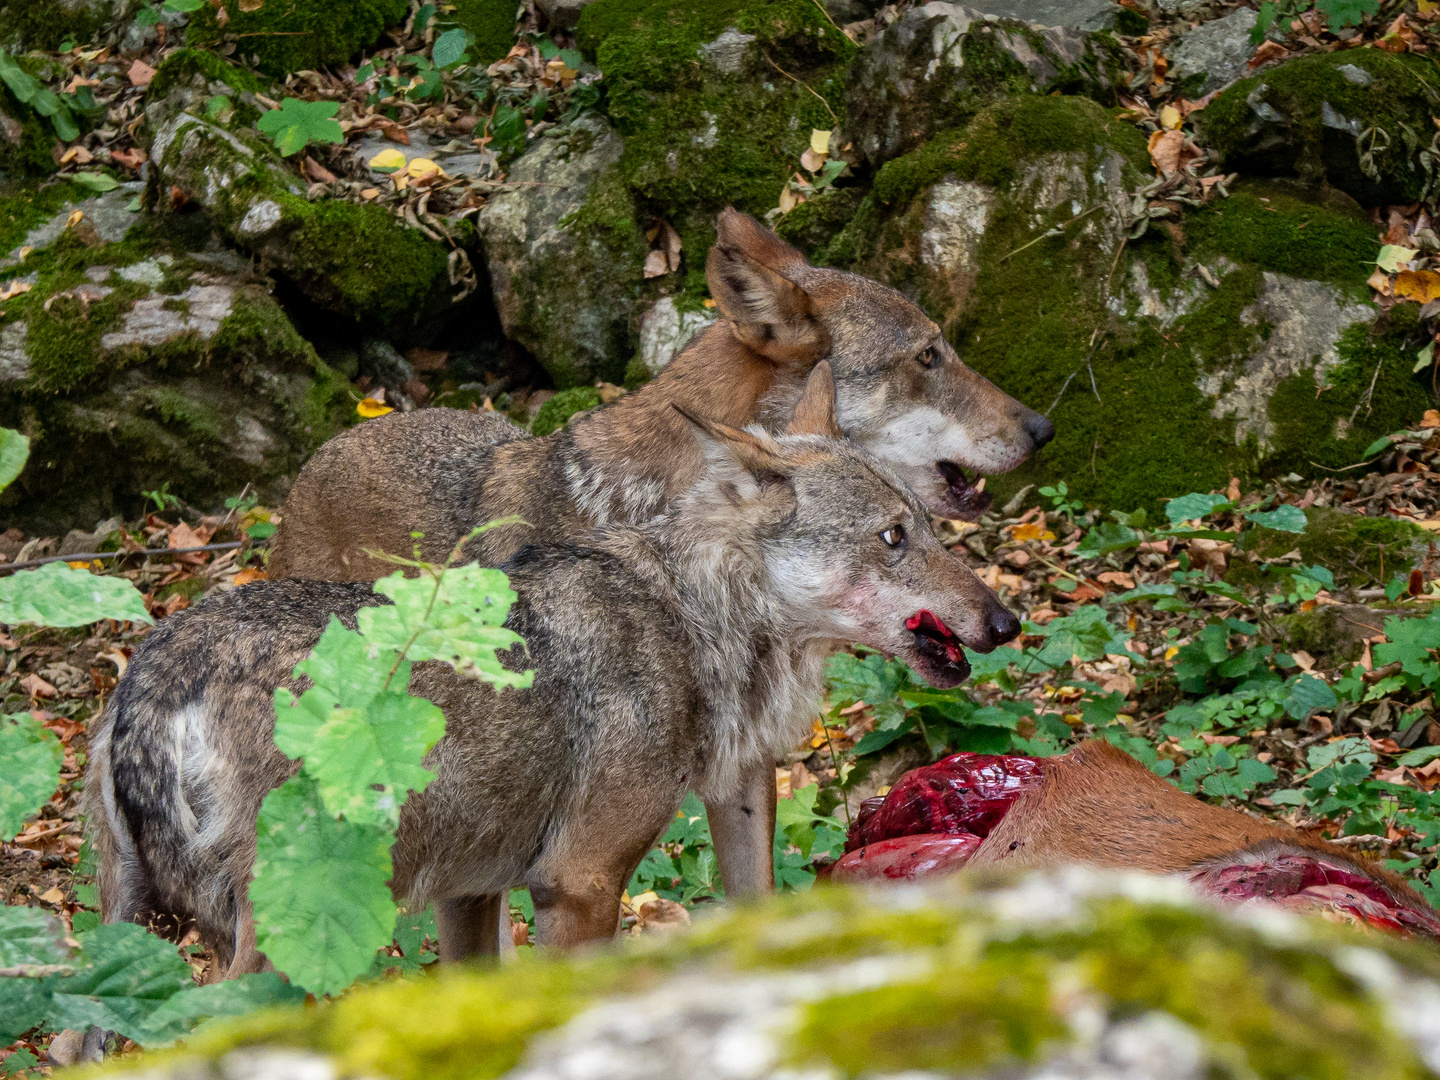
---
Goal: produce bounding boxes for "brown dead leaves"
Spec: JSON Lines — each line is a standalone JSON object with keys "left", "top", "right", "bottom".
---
{"left": 1147, "top": 128, "right": 1202, "bottom": 177}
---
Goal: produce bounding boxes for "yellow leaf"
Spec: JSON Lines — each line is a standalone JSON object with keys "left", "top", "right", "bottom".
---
{"left": 1394, "top": 269, "right": 1440, "bottom": 304}
{"left": 360, "top": 187, "right": 380, "bottom": 200}
{"left": 368, "top": 147, "right": 406, "bottom": 172}
{"left": 406, "top": 157, "right": 445, "bottom": 179}
{"left": 357, "top": 397, "right": 394, "bottom": 418}
{"left": 66, "top": 560, "right": 90, "bottom": 569}
{"left": 1164, "top": 646, "right": 1180, "bottom": 661}
{"left": 1159, "top": 104, "right": 1182, "bottom": 130}
{"left": 17, "top": 246, "right": 31, "bottom": 261}
{"left": 809, "top": 128, "right": 831, "bottom": 156}
{"left": 1011, "top": 522, "right": 1055, "bottom": 543}
{"left": 630, "top": 891, "right": 658, "bottom": 908}
{"left": 1377, "top": 244, "right": 1419, "bottom": 273}
{"left": 65, "top": 210, "right": 84, "bottom": 228}
{"left": 1423, "top": 0, "right": 1438, "bottom": 11}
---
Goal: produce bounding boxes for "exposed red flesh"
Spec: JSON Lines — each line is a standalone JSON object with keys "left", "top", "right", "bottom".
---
{"left": 905, "top": 609, "right": 965, "bottom": 663}
{"left": 845, "top": 752, "right": 1047, "bottom": 854}
{"left": 829, "top": 833, "right": 982, "bottom": 882}
{"left": 1188, "top": 854, "right": 1440, "bottom": 938}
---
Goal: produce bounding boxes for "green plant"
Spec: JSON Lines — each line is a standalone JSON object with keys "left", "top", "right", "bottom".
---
{"left": 250, "top": 523, "right": 531, "bottom": 995}
{"left": 1252, "top": 0, "right": 1379, "bottom": 43}
{"left": 142, "top": 482, "right": 182, "bottom": 512}
{"left": 256, "top": 98, "right": 344, "bottom": 157}
{"left": 1037, "top": 481, "right": 1083, "bottom": 523}
{"left": 0, "top": 54, "right": 93, "bottom": 144}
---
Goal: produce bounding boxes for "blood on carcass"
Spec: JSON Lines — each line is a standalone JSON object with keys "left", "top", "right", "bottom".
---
{"left": 827, "top": 833, "right": 982, "bottom": 882}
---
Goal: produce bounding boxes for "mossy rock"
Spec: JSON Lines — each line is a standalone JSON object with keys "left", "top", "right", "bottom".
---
{"left": 773, "top": 185, "right": 864, "bottom": 256}
{"left": 185, "top": 0, "right": 409, "bottom": 77}
{"left": 0, "top": 0, "right": 120, "bottom": 51}
{"left": 819, "top": 95, "right": 1436, "bottom": 514}
{"left": 0, "top": 224, "right": 351, "bottom": 532}
{"left": 476, "top": 115, "right": 647, "bottom": 388}
{"left": 1239, "top": 505, "right": 1432, "bottom": 585}
{"left": 530, "top": 385, "right": 601, "bottom": 436}
{"left": 1197, "top": 49, "right": 1440, "bottom": 207}
{"left": 449, "top": 0, "right": 518, "bottom": 65}
{"left": 842, "top": 1, "right": 1126, "bottom": 169}
{"left": 147, "top": 110, "right": 469, "bottom": 339}
{"left": 1272, "top": 602, "right": 1407, "bottom": 668}
{"left": 144, "top": 49, "right": 270, "bottom": 135}
{"left": 81, "top": 869, "right": 1440, "bottom": 1080}
{"left": 577, "top": 0, "right": 853, "bottom": 293}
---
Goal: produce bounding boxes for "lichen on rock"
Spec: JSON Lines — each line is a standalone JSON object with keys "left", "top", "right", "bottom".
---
{"left": 77, "top": 868, "right": 1440, "bottom": 1080}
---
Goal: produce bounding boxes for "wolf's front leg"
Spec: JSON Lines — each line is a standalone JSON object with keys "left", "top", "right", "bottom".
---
{"left": 705, "top": 757, "right": 777, "bottom": 897}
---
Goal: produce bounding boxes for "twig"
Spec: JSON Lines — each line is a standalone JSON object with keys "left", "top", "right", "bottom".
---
{"left": 999, "top": 205, "right": 1102, "bottom": 263}
{"left": 0, "top": 964, "right": 75, "bottom": 978}
{"left": 808, "top": 0, "right": 850, "bottom": 39}
{"left": 0, "top": 541, "right": 250, "bottom": 574}
{"left": 1104, "top": 236, "right": 1128, "bottom": 297}
{"left": 1046, "top": 328, "right": 1106, "bottom": 416}
{"left": 762, "top": 53, "right": 838, "bottom": 124}
{"left": 1349, "top": 351, "right": 1387, "bottom": 423}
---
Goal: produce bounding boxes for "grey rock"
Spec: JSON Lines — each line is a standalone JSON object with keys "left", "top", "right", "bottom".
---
{"left": 965, "top": 0, "right": 1122, "bottom": 31}
{"left": 476, "top": 114, "right": 647, "bottom": 387}
{"left": 358, "top": 339, "right": 415, "bottom": 387}
{"left": 698, "top": 28, "right": 757, "bottom": 74}
{"left": 3, "top": 182, "right": 144, "bottom": 265}
{"left": 534, "top": 0, "right": 596, "bottom": 30}
{"left": 350, "top": 128, "right": 498, "bottom": 183}
{"left": 115, "top": 256, "right": 173, "bottom": 287}
{"left": 843, "top": 2, "right": 1117, "bottom": 166}
{"left": 0, "top": 320, "right": 27, "bottom": 383}
{"left": 1199, "top": 271, "right": 1375, "bottom": 448}
{"left": 59, "top": 517, "right": 121, "bottom": 556}
{"left": 1169, "top": 7, "right": 1257, "bottom": 96}
{"left": 100, "top": 284, "right": 236, "bottom": 350}
{"left": 1338, "top": 62, "right": 1372, "bottom": 86}
{"left": 637, "top": 297, "right": 716, "bottom": 377}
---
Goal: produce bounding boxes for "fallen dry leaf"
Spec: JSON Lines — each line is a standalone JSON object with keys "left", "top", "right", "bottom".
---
{"left": 1368, "top": 267, "right": 1395, "bottom": 296}
{"left": 239, "top": 0, "right": 264, "bottom": 9}
{"left": 1248, "top": 40, "right": 1289, "bottom": 69}
{"left": 1147, "top": 129, "right": 1197, "bottom": 176}
{"left": 0, "top": 279, "right": 32, "bottom": 302}
{"left": 127, "top": 59, "right": 157, "bottom": 87}
{"left": 302, "top": 156, "right": 337, "bottom": 183}
{"left": 20, "top": 673, "right": 57, "bottom": 699}
{"left": 59, "top": 146, "right": 92, "bottom": 165}
{"left": 232, "top": 567, "right": 268, "bottom": 586}
{"left": 1395, "top": 269, "right": 1440, "bottom": 304}
{"left": 406, "top": 347, "right": 448, "bottom": 372}
{"left": 110, "top": 147, "right": 146, "bottom": 170}
{"left": 379, "top": 120, "right": 410, "bottom": 145}
{"left": 1420, "top": 408, "right": 1440, "bottom": 428}
{"left": 1096, "top": 571, "right": 1136, "bottom": 589}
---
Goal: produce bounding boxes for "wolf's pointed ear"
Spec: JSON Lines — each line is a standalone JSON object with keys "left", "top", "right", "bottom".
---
{"left": 786, "top": 360, "right": 843, "bottom": 438}
{"left": 673, "top": 403, "right": 789, "bottom": 480}
{"left": 708, "top": 208, "right": 830, "bottom": 366}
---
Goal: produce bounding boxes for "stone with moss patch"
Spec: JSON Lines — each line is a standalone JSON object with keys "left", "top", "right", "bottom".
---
{"left": 1239, "top": 506, "right": 1432, "bottom": 586}
{"left": 1197, "top": 49, "right": 1440, "bottom": 206}
{"left": 143, "top": 49, "right": 270, "bottom": 135}
{"left": 816, "top": 94, "right": 1435, "bottom": 513}
{"left": 185, "top": 0, "right": 409, "bottom": 77}
{"left": 450, "top": 0, "right": 519, "bottom": 63}
{"left": 531, "top": 385, "right": 602, "bottom": 436}
{"left": 0, "top": 228, "right": 350, "bottom": 532}
{"left": 477, "top": 114, "right": 647, "bottom": 388}
{"left": 843, "top": 1, "right": 1125, "bottom": 169}
{"left": 78, "top": 868, "right": 1440, "bottom": 1080}
{"left": 0, "top": 0, "right": 120, "bottom": 52}
{"left": 147, "top": 109, "right": 469, "bottom": 339}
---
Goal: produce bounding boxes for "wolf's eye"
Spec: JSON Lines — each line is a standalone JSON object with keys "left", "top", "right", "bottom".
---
{"left": 918, "top": 345, "right": 941, "bottom": 368}
{"left": 880, "top": 524, "right": 906, "bottom": 548}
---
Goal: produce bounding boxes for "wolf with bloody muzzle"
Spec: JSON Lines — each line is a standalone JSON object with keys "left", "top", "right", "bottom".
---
{"left": 85, "top": 365, "right": 1020, "bottom": 975}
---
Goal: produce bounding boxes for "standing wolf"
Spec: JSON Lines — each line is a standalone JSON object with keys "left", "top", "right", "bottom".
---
{"left": 87, "top": 368, "right": 1019, "bottom": 974}
{"left": 268, "top": 210, "right": 1050, "bottom": 897}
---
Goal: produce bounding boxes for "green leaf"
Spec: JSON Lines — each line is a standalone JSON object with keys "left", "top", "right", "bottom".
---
{"left": 48, "top": 106, "right": 79, "bottom": 143}
{"left": 1109, "top": 583, "right": 1177, "bottom": 604}
{"left": 69, "top": 171, "right": 119, "bottom": 192}
{"left": 1245, "top": 505, "right": 1307, "bottom": 534}
{"left": 0, "top": 53, "right": 40, "bottom": 103}
{"left": 1416, "top": 342, "right": 1435, "bottom": 373}
{"left": 1398, "top": 745, "right": 1440, "bottom": 768}
{"left": 255, "top": 98, "right": 343, "bottom": 157}
{"left": 0, "top": 561, "right": 152, "bottom": 626}
{"left": 0, "top": 904, "right": 68, "bottom": 968}
{"left": 1075, "top": 521, "right": 1140, "bottom": 558}
{"left": 1374, "top": 611, "right": 1440, "bottom": 685}
{"left": 1028, "top": 605, "right": 1134, "bottom": 668}
{"left": 250, "top": 775, "right": 397, "bottom": 996}
{"left": 1377, "top": 242, "right": 1418, "bottom": 273}
{"left": 44, "top": 922, "right": 194, "bottom": 1045}
{"left": 1, "top": 1049, "right": 38, "bottom": 1076}
{"left": 0, "top": 427, "right": 27, "bottom": 492}
{"left": 1364, "top": 434, "right": 1396, "bottom": 459}
{"left": 432, "top": 27, "right": 472, "bottom": 68}
{"left": 162, "top": 0, "right": 205, "bottom": 9}
{"left": 140, "top": 973, "right": 305, "bottom": 1044}
{"left": 1283, "top": 674, "right": 1338, "bottom": 721}
{"left": 1164, "top": 492, "right": 1231, "bottom": 525}
{"left": 1315, "top": 0, "right": 1379, "bottom": 30}
{"left": 134, "top": 6, "right": 162, "bottom": 26}
{"left": 0, "top": 713, "right": 62, "bottom": 840}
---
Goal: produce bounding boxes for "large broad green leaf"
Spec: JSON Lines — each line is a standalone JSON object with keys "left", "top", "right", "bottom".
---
{"left": 363, "top": 564, "right": 531, "bottom": 689}
{"left": 0, "top": 905, "right": 68, "bottom": 968}
{"left": 273, "top": 619, "right": 405, "bottom": 759}
{"left": 0, "top": 562, "right": 152, "bottom": 627}
{"left": 140, "top": 973, "right": 306, "bottom": 1045}
{"left": 1027, "top": 605, "right": 1133, "bottom": 668}
{"left": 1164, "top": 492, "right": 1232, "bottom": 525}
{"left": 0, "top": 713, "right": 62, "bottom": 840}
{"left": 431, "top": 26, "right": 472, "bottom": 68}
{"left": 250, "top": 775, "right": 397, "bottom": 997}
{"left": 43, "top": 922, "right": 194, "bottom": 1044}
{"left": 0, "top": 977, "right": 51, "bottom": 1042}
{"left": 1245, "top": 505, "right": 1308, "bottom": 534}
{"left": 302, "top": 691, "right": 445, "bottom": 826}
{"left": 255, "top": 98, "right": 343, "bottom": 157}
{"left": 0, "top": 427, "right": 28, "bottom": 493}
{"left": 1283, "top": 674, "right": 1338, "bottom": 721}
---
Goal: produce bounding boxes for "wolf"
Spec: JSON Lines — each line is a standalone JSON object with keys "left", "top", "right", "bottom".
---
{"left": 267, "top": 210, "right": 1051, "bottom": 897}
{"left": 86, "top": 367, "right": 1020, "bottom": 974}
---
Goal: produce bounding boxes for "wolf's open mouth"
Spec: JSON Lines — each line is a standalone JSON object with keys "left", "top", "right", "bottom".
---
{"left": 937, "top": 461, "right": 992, "bottom": 517}
{"left": 906, "top": 609, "right": 969, "bottom": 678}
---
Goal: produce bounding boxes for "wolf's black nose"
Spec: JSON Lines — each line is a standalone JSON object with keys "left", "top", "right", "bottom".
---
{"left": 987, "top": 605, "right": 1021, "bottom": 648}
{"left": 1024, "top": 412, "right": 1055, "bottom": 449}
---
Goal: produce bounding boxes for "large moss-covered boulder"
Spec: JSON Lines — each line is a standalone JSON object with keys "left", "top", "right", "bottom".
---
{"left": 0, "top": 0, "right": 123, "bottom": 51}
{"left": 576, "top": 0, "right": 853, "bottom": 284}
{"left": 84, "top": 869, "right": 1440, "bottom": 1079}
{"left": 476, "top": 114, "right": 646, "bottom": 388}
{"left": 843, "top": 1, "right": 1126, "bottom": 169}
{"left": 146, "top": 105, "right": 470, "bottom": 341}
{"left": 185, "top": 0, "right": 408, "bottom": 77}
{"left": 0, "top": 215, "right": 350, "bottom": 532}
{"left": 816, "top": 94, "right": 1434, "bottom": 513}
{"left": 1197, "top": 49, "right": 1440, "bottom": 207}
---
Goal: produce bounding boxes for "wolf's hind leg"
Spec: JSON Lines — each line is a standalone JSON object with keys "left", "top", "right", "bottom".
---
{"left": 435, "top": 894, "right": 504, "bottom": 962}
{"left": 528, "top": 792, "right": 678, "bottom": 949}
{"left": 705, "top": 757, "right": 777, "bottom": 897}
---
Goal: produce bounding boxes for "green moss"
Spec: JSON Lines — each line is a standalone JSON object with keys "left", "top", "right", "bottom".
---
{"left": 0, "top": 182, "right": 76, "bottom": 254}
{"left": 448, "top": 0, "right": 517, "bottom": 64}
{"left": 773, "top": 186, "right": 863, "bottom": 258}
{"left": 1188, "top": 179, "right": 1376, "bottom": 291}
{"left": 0, "top": 84, "right": 63, "bottom": 178}
{"left": 1265, "top": 306, "right": 1435, "bottom": 478}
{"left": 0, "top": 0, "right": 109, "bottom": 51}
{"left": 187, "top": 0, "right": 409, "bottom": 76}
{"left": 1198, "top": 50, "right": 1440, "bottom": 205}
{"left": 148, "top": 48, "right": 266, "bottom": 102}
{"left": 1241, "top": 506, "right": 1430, "bottom": 584}
{"left": 531, "top": 386, "right": 602, "bottom": 435}
{"left": 1273, "top": 604, "right": 1380, "bottom": 666}
{"left": 577, "top": 0, "right": 853, "bottom": 272}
